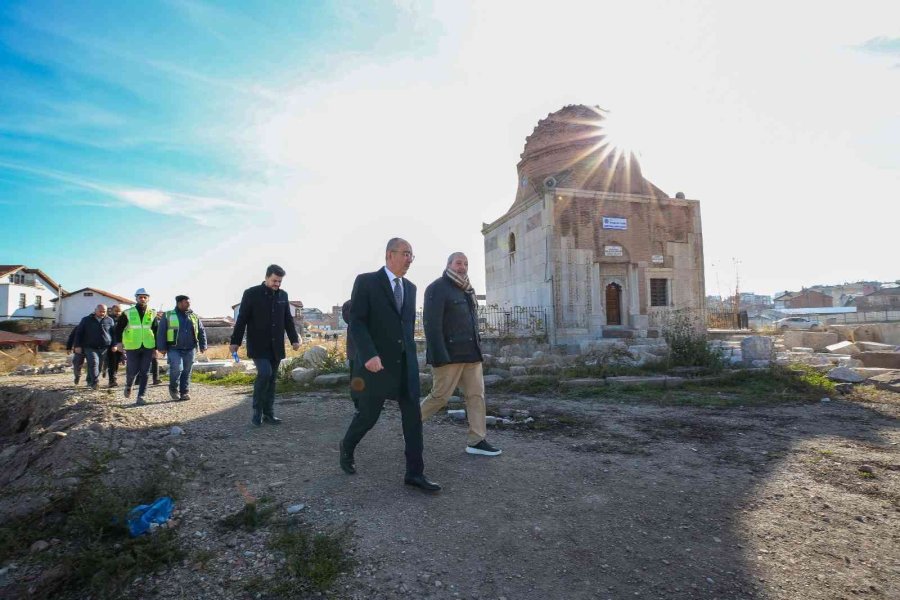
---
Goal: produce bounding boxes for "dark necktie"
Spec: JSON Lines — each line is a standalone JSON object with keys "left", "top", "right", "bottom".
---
{"left": 393, "top": 277, "right": 403, "bottom": 312}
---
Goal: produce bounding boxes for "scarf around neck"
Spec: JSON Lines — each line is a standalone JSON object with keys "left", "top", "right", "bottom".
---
{"left": 445, "top": 268, "right": 476, "bottom": 299}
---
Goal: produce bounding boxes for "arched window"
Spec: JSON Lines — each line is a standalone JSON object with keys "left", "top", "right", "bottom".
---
{"left": 508, "top": 232, "right": 516, "bottom": 254}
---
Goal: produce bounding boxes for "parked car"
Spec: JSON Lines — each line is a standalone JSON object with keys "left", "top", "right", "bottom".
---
{"left": 774, "top": 316, "right": 820, "bottom": 331}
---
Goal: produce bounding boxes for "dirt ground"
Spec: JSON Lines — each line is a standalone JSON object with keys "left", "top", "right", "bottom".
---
{"left": 1, "top": 372, "right": 898, "bottom": 600}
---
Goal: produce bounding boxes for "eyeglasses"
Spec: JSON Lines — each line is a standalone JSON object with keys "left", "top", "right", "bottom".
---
{"left": 390, "top": 250, "right": 415, "bottom": 260}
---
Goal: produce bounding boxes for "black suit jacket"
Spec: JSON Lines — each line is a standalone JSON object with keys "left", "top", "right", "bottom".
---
{"left": 230, "top": 283, "right": 300, "bottom": 360}
{"left": 349, "top": 268, "right": 419, "bottom": 401}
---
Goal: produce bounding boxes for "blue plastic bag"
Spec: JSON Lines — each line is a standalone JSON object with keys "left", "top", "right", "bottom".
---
{"left": 127, "top": 496, "right": 174, "bottom": 537}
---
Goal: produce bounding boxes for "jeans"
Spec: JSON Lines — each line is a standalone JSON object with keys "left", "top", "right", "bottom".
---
{"left": 84, "top": 347, "right": 108, "bottom": 387}
{"left": 125, "top": 348, "right": 154, "bottom": 397}
{"left": 167, "top": 348, "right": 195, "bottom": 394}
{"left": 252, "top": 358, "right": 280, "bottom": 416}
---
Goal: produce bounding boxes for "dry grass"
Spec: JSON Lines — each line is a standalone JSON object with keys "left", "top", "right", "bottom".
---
{"left": 0, "top": 345, "right": 40, "bottom": 374}
{"left": 204, "top": 339, "right": 344, "bottom": 362}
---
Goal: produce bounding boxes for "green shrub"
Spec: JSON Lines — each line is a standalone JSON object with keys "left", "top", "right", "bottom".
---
{"left": 661, "top": 310, "right": 724, "bottom": 370}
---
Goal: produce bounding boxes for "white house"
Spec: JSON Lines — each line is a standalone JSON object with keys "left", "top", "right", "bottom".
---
{"left": 232, "top": 300, "right": 304, "bottom": 322}
{"left": 53, "top": 288, "right": 134, "bottom": 325}
{"left": 0, "top": 265, "right": 61, "bottom": 322}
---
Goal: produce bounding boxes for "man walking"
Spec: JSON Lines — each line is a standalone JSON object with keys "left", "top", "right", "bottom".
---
{"left": 339, "top": 238, "right": 441, "bottom": 492}
{"left": 73, "top": 304, "right": 116, "bottom": 391}
{"left": 157, "top": 295, "right": 208, "bottom": 401}
{"left": 66, "top": 320, "right": 86, "bottom": 385}
{"left": 105, "top": 304, "right": 125, "bottom": 387}
{"left": 230, "top": 265, "right": 302, "bottom": 426}
{"left": 114, "top": 288, "right": 158, "bottom": 405}
{"left": 421, "top": 252, "right": 501, "bottom": 456}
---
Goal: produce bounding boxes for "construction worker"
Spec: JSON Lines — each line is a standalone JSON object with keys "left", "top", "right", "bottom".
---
{"left": 156, "top": 294, "right": 207, "bottom": 401}
{"left": 114, "top": 288, "right": 158, "bottom": 405}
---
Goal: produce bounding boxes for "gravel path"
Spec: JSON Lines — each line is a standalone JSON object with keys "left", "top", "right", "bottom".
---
{"left": 1, "top": 373, "right": 899, "bottom": 599}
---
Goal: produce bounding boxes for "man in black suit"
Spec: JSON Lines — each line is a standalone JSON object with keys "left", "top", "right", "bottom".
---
{"left": 339, "top": 238, "right": 441, "bottom": 492}
{"left": 230, "top": 264, "right": 302, "bottom": 426}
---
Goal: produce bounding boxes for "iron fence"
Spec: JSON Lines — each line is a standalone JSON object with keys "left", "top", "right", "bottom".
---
{"left": 414, "top": 305, "right": 550, "bottom": 338}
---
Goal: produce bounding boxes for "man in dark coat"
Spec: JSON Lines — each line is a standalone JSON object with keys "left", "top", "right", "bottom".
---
{"left": 421, "top": 252, "right": 501, "bottom": 456}
{"left": 66, "top": 320, "right": 86, "bottom": 385}
{"left": 73, "top": 304, "right": 116, "bottom": 390}
{"left": 339, "top": 238, "right": 441, "bottom": 492}
{"left": 230, "top": 264, "right": 302, "bottom": 426}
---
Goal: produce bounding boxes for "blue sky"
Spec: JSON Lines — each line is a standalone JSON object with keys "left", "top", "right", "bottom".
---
{"left": 1, "top": 1, "right": 898, "bottom": 315}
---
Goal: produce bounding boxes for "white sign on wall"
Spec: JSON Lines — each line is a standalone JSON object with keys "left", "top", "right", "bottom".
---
{"left": 602, "top": 216, "right": 627, "bottom": 230}
{"left": 652, "top": 255, "right": 665, "bottom": 264}
{"left": 604, "top": 245, "right": 624, "bottom": 257}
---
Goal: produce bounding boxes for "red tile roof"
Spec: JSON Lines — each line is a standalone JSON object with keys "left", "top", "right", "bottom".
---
{"left": 54, "top": 287, "right": 135, "bottom": 305}
{"left": 0, "top": 330, "right": 42, "bottom": 344}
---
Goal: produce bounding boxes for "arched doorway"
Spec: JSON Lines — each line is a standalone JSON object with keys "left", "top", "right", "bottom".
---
{"left": 605, "top": 282, "right": 622, "bottom": 325}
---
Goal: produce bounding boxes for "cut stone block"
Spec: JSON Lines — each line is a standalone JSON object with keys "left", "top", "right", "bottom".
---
{"left": 825, "top": 341, "right": 860, "bottom": 355}
{"left": 741, "top": 336, "right": 774, "bottom": 363}
{"left": 857, "top": 341, "right": 897, "bottom": 352}
{"left": 851, "top": 352, "right": 900, "bottom": 369}
{"left": 826, "top": 367, "right": 865, "bottom": 383}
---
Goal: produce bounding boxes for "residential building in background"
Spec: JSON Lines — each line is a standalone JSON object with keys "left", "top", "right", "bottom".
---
{"left": 0, "top": 265, "right": 61, "bottom": 321}
{"left": 52, "top": 288, "right": 134, "bottom": 325}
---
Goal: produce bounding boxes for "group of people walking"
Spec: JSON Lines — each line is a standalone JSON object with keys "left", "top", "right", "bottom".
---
{"left": 67, "top": 289, "right": 208, "bottom": 405}
{"left": 230, "top": 240, "right": 500, "bottom": 494}
{"left": 67, "top": 238, "right": 498, "bottom": 493}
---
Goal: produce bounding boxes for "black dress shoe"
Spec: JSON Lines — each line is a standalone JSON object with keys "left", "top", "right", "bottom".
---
{"left": 404, "top": 474, "right": 441, "bottom": 492}
{"left": 262, "top": 415, "right": 282, "bottom": 425}
{"left": 339, "top": 441, "right": 356, "bottom": 474}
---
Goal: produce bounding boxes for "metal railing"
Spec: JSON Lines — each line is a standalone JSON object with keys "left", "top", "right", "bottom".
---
{"left": 414, "top": 305, "right": 550, "bottom": 338}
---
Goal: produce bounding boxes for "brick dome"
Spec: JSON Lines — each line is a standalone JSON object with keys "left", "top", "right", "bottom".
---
{"left": 511, "top": 105, "right": 667, "bottom": 210}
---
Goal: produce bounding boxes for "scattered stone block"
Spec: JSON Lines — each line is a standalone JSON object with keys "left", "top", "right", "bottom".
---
{"left": 741, "top": 336, "right": 774, "bottom": 363}
{"left": 868, "top": 371, "right": 900, "bottom": 393}
{"left": 419, "top": 373, "right": 433, "bottom": 389}
{"left": 826, "top": 367, "right": 865, "bottom": 383}
{"left": 482, "top": 374, "right": 504, "bottom": 387}
{"left": 857, "top": 341, "right": 897, "bottom": 352}
{"left": 783, "top": 331, "right": 839, "bottom": 351}
{"left": 447, "top": 409, "right": 466, "bottom": 421}
{"left": 302, "top": 346, "right": 329, "bottom": 367}
{"left": 850, "top": 367, "right": 897, "bottom": 380}
{"left": 291, "top": 367, "right": 316, "bottom": 383}
{"left": 509, "top": 366, "right": 526, "bottom": 377}
{"left": 825, "top": 341, "right": 860, "bottom": 355}
{"left": 851, "top": 352, "right": 900, "bottom": 369}
{"left": 313, "top": 373, "right": 350, "bottom": 386}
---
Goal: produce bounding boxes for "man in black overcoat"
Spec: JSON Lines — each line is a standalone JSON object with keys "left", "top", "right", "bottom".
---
{"left": 339, "top": 238, "right": 441, "bottom": 492}
{"left": 230, "top": 264, "right": 302, "bottom": 426}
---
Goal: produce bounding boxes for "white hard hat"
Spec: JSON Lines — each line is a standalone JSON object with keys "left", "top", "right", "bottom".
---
{"left": 134, "top": 288, "right": 150, "bottom": 296}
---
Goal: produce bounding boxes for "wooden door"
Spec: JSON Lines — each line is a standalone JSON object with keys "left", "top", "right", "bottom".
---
{"left": 606, "top": 283, "right": 621, "bottom": 325}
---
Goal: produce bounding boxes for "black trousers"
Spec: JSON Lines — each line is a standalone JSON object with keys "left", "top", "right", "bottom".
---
{"left": 106, "top": 350, "right": 123, "bottom": 385}
{"left": 342, "top": 363, "right": 424, "bottom": 477}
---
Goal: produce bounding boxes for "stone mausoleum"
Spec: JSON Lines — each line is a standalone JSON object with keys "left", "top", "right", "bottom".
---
{"left": 482, "top": 105, "right": 705, "bottom": 345}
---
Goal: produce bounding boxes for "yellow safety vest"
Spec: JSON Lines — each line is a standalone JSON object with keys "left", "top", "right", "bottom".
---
{"left": 122, "top": 307, "right": 156, "bottom": 350}
{"left": 165, "top": 310, "right": 199, "bottom": 345}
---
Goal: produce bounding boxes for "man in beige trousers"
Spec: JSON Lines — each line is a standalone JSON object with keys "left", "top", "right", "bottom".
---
{"left": 421, "top": 252, "right": 501, "bottom": 456}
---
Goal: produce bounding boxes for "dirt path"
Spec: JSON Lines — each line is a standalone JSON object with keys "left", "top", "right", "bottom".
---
{"left": 1, "top": 374, "right": 899, "bottom": 599}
